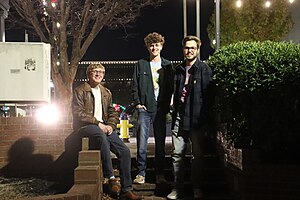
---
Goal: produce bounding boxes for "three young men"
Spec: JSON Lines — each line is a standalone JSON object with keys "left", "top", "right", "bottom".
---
{"left": 72, "top": 33, "right": 213, "bottom": 200}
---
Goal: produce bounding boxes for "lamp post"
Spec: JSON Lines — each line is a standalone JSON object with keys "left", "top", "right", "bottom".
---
{"left": 196, "top": 0, "right": 200, "bottom": 41}
{"left": 183, "top": 0, "right": 201, "bottom": 40}
{"left": 215, "top": 0, "right": 220, "bottom": 50}
{"left": 183, "top": 0, "right": 187, "bottom": 37}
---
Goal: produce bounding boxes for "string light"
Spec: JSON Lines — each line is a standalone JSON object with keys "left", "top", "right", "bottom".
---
{"left": 234, "top": 0, "right": 295, "bottom": 8}
{"left": 264, "top": 1, "right": 271, "bottom": 8}
{"left": 236, "top": 0, "right": 242, "bottom": 8}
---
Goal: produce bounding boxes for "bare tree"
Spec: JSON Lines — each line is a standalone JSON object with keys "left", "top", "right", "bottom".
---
{"left": 8, "top": 0, "right": 166, "bottom": 111}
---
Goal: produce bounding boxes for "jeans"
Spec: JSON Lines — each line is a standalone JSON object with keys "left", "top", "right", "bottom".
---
{"left": 171, "top": 118, "right": 205, "bottom": 190}
{"left": 78, "top": 125, "right": 132, "bottom": 192}
{"left": 136, "top": 108, "right": 156, "bottom": 176}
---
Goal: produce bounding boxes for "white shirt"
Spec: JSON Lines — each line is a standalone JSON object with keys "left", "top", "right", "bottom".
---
{"left": 150, "top": 60, "right": 162, "bottom": 101}
{"left": 91, "top": 86, "right": 103, "bottom": 122}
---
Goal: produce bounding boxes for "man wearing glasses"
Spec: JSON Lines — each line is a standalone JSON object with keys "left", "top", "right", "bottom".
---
{"left": 167, "top": 36, "right": 213, "bottom": 200}
{"left": 72, "top": 63, "right": 142, "bottom": 200}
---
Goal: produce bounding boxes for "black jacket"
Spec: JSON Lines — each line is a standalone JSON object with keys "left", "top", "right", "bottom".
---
{"left": 172, "top": 59, "right": 213, "bottom": 131}
{"left": 131, "top": 57, "right": 174, "bottom": 113}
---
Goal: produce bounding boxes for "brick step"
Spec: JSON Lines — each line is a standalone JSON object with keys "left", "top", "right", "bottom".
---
{"left": 127, "top": 154, "right": 223, "bottom": 172}
{"left": 110, "top": 137, "right": 234, "bottom": 200}
{"left": 128, "top": 154, "right": 226, "bottom": 183}
{"left": 133, "top": 182, "right": 156, "bottom": 196}
{"left": 137, "top": 168, "right": 226, "bottom": 183}
{"left": 143, "top": 154, "right": 222, "bottom": 168}
{"left": 132, "top": 181, "right": 234, "bottom": 200}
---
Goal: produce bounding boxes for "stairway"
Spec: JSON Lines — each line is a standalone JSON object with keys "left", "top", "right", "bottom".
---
{"left": 112, "top": 136, "right": 235, "bottom": 200}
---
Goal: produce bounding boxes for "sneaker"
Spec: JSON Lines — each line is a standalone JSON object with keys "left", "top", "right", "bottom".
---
{"left": 167, "top": 189, "right": 182, "bottom": 199}
{"left": 133, "top": 175, "right": 145, "bottom": 184}
{"left": 156, "top": 174, "right": 167, "bottom": 184}
{"left": 194, "top": 188, "right": 203, "bottom": 199}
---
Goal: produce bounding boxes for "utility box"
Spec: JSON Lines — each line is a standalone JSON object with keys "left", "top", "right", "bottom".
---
{"left": 0, "top": 42, "right": 51, "bottom": 102}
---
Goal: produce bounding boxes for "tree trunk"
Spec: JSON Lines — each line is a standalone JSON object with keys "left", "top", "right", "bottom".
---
{"left": 51, "top": 50, "right": 77, "bottom": 115}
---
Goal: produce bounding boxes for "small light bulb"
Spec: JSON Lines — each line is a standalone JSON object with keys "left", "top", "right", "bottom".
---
{"left": 236, "top": 0, "right": 242, "bottom": 8}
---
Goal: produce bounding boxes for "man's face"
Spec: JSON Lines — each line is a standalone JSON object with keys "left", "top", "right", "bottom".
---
{"left": 183, "top": 40, "right": 199, "bottom": 61}
{"left": 147, "top": 42, "right": 163, "bottom": 58}
{"left": 88, "top": 68, "right": 105, "bottom": 85}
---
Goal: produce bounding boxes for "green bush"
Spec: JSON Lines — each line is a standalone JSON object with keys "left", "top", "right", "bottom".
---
{"left": 207, "top": 41, "right": 300, "bottom": 161}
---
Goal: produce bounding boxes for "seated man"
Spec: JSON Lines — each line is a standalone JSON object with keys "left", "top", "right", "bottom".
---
{"left": 72, "top": 63, "right": 142, "bottom": 200}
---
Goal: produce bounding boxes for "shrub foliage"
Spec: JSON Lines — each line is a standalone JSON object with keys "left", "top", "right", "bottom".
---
{"left": 207, "top": 41, "right": 300, "bottom": 160}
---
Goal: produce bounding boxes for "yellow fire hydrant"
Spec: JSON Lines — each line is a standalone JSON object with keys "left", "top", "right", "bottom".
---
{"left": 117, "top": 119, "right": 133, "bottom": 143}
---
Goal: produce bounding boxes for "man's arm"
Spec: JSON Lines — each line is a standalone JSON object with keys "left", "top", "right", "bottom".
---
{"left": 103, "top": 88, "right": 119, "bottom": 131}
{"left": 131, "top": 62, "right": 141, "bottom": 106}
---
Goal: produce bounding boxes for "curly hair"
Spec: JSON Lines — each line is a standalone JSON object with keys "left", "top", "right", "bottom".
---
{"left": 144, "top": 32, "right": 165, "bottom": 47}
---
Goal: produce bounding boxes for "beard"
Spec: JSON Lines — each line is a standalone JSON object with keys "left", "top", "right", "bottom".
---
{"left": 185, "top": 55, "right": 197, "bottom": 62}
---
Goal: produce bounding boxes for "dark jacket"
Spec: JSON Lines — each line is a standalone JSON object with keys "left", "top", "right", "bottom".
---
{"left": 72, "top": 82, "right": 119, "bottom": 131}
{"left": 131, "top": 57, "right": 174, "bottom": 113}
{"left": 172, "top": 59, "right": 213, "bottom": 131}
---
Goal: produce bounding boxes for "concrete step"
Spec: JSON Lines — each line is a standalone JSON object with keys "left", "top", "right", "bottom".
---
{"left": 111, "top": 137, "right": 234, "bottom": 200}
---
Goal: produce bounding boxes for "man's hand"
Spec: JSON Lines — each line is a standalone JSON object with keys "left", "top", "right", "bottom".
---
{"left": 98, "top": 123, "right": 113, "bottom": 135}
{"left": 98, "top": 122, "right": 107, "bottom": 132}
{"left": 105, "top": 125, "right": 113, "bottom": 135}
{"left": 136, "top": 104, "right": 147, "bottom": 110}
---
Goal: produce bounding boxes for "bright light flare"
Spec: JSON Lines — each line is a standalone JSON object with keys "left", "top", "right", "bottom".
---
{"left": 36, "top": 104, "right": 60, "bottom": 124}
{"left": 212, "top": 39, "right": 216, "bottom": 45}
{"left": 264, "top": 1, "right": 271, "bottom": 8}
{"left": 236, "top": 0, "right": 242, "bottom": 8}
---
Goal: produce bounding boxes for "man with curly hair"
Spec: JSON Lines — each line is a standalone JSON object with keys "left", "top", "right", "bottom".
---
{"left": 131, "top": 32, "right": 174, "bottom": 184}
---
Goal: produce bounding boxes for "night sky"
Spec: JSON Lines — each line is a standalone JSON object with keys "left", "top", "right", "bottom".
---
{"left": 82, "top": 0, "right": 215, "bottom": 61}
{"left": 5, "top": 0, "right": 215, "bottom": 61}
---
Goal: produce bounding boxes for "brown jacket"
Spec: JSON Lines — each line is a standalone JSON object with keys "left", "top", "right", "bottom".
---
{"left": 72, "top": 82, "right": 119, "bottom": 131}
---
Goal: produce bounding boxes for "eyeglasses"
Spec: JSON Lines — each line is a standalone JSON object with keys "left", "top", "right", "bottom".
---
{"left": 90, "top": 70, "right": 105, "bottom": 74}
{"left": 184, "top": 46, "right": 198, "bottom": 51}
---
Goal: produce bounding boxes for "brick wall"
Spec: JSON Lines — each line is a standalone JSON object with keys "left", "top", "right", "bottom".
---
{"left": 17, "top": 150, "right": 103, "bottom": 200}
{"left": 217, "top": 130, "right": 300, "bottom": 200}
{"left": 0, "top": 116, "right": 74, "bottom": 177}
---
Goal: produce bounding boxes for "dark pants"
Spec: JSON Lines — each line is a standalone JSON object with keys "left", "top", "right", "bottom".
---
{"left": 171, "top": 118, "right": 205, "bottom": 190}
{"left": 153, "top": 109, "right": 168, "bottom": 175}
{"left": 78, "top": 125, "right": 132, "bottom": 192}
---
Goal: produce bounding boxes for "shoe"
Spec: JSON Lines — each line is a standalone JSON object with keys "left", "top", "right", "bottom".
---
{"left": 167, "top": 189, "right": 183, "bottom": 199}
{"left": 156, "top": 174, "right": 167, "bottom": 184}
{"left": 133, "top": 175, "right": 145, "bottom": 184}
{"left": 194, "top": 188, "right": 203, "bottom": 199}
{"left": 108, "top": 178, "right": 121, "bottom": 195}
{"left": 120, "top": 190, "right": 143, "bottom": 200}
